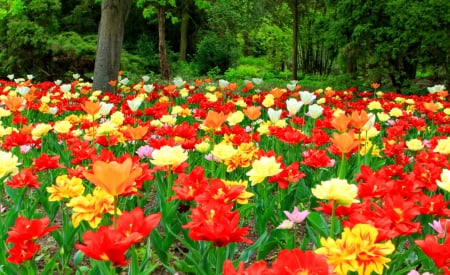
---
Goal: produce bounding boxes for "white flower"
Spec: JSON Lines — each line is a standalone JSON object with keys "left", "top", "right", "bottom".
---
{"left": 73, "top": 73, "right": 80, "bottom": 80}
{"left": 7, "top": 74, "right": 14, "bottom": 80}
{"left": 299, "top": 91, "right": 316, "bottom": 105}
{"left": 307, "top": 104, "right": 323, "bottom": 119}
{"left": 17, "top": 86, "right": 30, "bottom": 96}
{"left": 219, "top": 79, "right": 229, "bottom": 89}
{"left": 268, "top": 108, "right": 282, "bottom": 123}
{"left": 99, "top": 102, "right": 114, "bottom": 116}
{"left": 27, "top": 74, "right": 34, "bottom": 80}
{"left": 143, "top": 84, "right": 154, "bottom": 93}
{"left": 427, "top": 84, "right": 446, "bottom": 94}
{"left": 54, "top": 79, "right": 62, "bottom": 86}
{"left": 285, "top": 98, "right": 303, "bottom": 115}
{"left": 127, "top": 99, "right": 143, "bottom": 112}
{"left": 60, "top": 84, "right": 72, "bottom": 93}
{"left": 120, "top": 77, "right": 129, "bottom": 86}
{"left": 142, "top": 75, "right": 150, "bottom": 82}
{"left": 252, "top": 78, "right": 263, "bottom": 85}
{"left": 173, "top": 77, "right": 184, "bottom": 88}
{"left": 49, "top": 107, "right": 58, "bottom": 115}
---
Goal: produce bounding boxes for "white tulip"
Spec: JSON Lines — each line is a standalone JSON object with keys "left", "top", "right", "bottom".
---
{"left": 299, "top": 91, "right": 316, "bottom": 105}
{"left": 307, "top": 104, "right": 323, "bottom": 119}
{"left": 268, "top": 108, "right": 282, "bottom": 123}
{"left": 285, "top": 98, "right": 303, "bottom": 115}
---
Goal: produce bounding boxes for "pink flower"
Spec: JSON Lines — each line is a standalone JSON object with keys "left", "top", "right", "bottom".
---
{"left": 283, "top": 206, "right": 310, "bottom": 223}
{"left": 136, "top": 145, "right": 154, "bottom": 159}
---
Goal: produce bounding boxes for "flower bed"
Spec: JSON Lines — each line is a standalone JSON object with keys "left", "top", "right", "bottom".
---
{"left": 0, "top": 76, "right": 449, "bottom": 274}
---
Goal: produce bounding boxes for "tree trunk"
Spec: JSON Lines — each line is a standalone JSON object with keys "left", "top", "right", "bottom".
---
{"left": 179, "top": 7, "right": 189, "bottom": 61}
{"left": 292, "top": 0, "right": 299, "bottom": 80}
{"left": 93, "top": 0, "right": 131, "bottom": 92}
{"left": 158, "top": 5, "right": 171, "bottom": 80}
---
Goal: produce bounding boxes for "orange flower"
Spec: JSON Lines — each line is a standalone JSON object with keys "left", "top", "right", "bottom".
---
{"left": 324, "top": 89, "right": 335, "bottom": 97}
{"left": 203, "top": 110, "right": 228, "bottom": 130}
{"left": 371, "top": 82, "right": 380, "bottom": 89}
{"left": 349, "top": 110, "right": 371, "bottom": 130}
{"left": 243, "top": 106, "right": 261, "bottom": 121}
{"left": 204, "top": 78, "right": 212, "bottom": 83}
{"left": 245, "top": 82, "right": 255, "bottom": 90}
{"left": 270, "top": 88, "right": 285, "bottom": 98}
{"left": 83, "top": 158, "right": 142, "bottom": 197}
{"left": 195, "top": 79, "right": 203, "bottom": 86}
{"left": 81, "top": 100, "right": 101, "bottom": 116}
{"left": 331, "top": 131, "right": 359, "bottom": 154}
{"left": 125, "top": 125, "right": 149, "bottom": 140}
{"left": 4, "top": 95, "right": 24, "bottom": 112}
{"left": 108, "top": 80, "right": 117, "bottom": 87}
{"left": 331, "top": 113, "right": 351, "bottom": 132}
{"left": 424, "top": 102, "right": 440, "bottom": 113}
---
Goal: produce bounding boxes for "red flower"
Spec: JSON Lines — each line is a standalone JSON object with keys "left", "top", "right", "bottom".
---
{"left": 415, "top": 234, "right": 450, "bottom": 268}
{"left": 301, "top": 149, "right": 335, "bottom": 169}
{"left": 75, "top": 226, "right": 141, "bottom": 267}
{"left": 194, "top": 179, "right": 245, "bottom": 205}
{"left": 32, "top": 153, "right": 61, "bottom": 171}
{"left": 223, "top": 259, "right": 271, "bottom": 275}
{"left": 7, "top": 216, "right": 59, "bottom": 244}
{"left": 5, "top": 168, "right": 41, "bottom": 189}
{"left": 268, "top": 161, "right": 305, "bottom": 189}
{"left": 169, "top": 166, "right": 209, "bottom": 201}
{"left": 182, "top": 202, "right": 252, "bottom": 247}
{"left": 271, "top": 249, "right": 333, "bottom": 275}
{"left": 6, "top": 240, "right": 40, "bottom": 264}
{"left": 115, "top": 207, "right": 161, "bottom": 242}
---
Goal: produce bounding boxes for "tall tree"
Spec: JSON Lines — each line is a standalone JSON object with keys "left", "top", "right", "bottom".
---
{"left": 138, "top": 0, "right": 176, "bottom": 80}
{"left": 93, "top": 0, "right": 131, "bottom": 92}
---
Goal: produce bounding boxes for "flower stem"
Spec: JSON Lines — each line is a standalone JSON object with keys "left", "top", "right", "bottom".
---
{"left": 113, "top": 196, "right": 118, "bottom": 230}
{"left": 330, "top": 200, "right": 337, "bottom": 238}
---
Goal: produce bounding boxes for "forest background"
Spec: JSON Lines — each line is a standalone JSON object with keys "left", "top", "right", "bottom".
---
{"left": 0, "top": 0, "right": 449, "bottom": 93}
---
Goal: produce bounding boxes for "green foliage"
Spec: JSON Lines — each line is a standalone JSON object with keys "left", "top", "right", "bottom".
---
{"left": 194, "top": 32, "right": 238, "bottom": 75}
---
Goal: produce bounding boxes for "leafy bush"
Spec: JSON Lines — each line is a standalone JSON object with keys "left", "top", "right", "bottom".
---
{"left": 194, "top": 32, "right": 238, "bottom": 75}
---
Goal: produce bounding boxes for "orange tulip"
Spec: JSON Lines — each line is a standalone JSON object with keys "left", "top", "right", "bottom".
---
{"left": 270, "top": 88, "right": 285, "bottom": 98}
{"left": 195, "top": 79, "right": 203, "bottom": 86}
{"left": 81, "top": 100, "right": 101, "bottom": 116}
{"left": 108, "top": 80, "right": 117, "bottom": 87}
{"left": 243, "top": 106, "right": 261, "bottom": 121}
{"left": 83, "top": 158, "right": 142, "bottom": 197}
{"left": 126, "top": 125, "right": 149, "bottom": 140}
{"left": 371, "top": 82, "right": 380, "bottom": 89}
{"left": 4, "top": 95, "right": 24, "bottom": 112}
{"left": 331, "top": 113, "right": 351, "bottom": 132}
{"left": 349, "top": 110, "right": 371, "bottom": 130}
{"left": 331, "top": 131, "right": 359, "bottom": 154}
{"left": 203, "top": 110, "right": 228, "bottom": 130}
{"left": 424, "top": 102, "right": 440, "bottom": 113}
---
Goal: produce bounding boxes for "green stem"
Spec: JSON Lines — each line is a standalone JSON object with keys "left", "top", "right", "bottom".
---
{"left": 113, "top": 196, "right": 118, "bottom": 230}
{"left": 215, "top": 246, "right": 225, "bottom": 275}
{"left": 338, "top": 153, "right": 346, "bottom": 179}
{"left": 330, "top": 200, "right": 337, "bottom": 238}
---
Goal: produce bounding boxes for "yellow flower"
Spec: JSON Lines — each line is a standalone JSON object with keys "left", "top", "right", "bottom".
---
{"left": 434, "top": 137, "right": 450, "bottom": 155}
{"left": 227, "top": 111, "right": 244, "bottom": 126}
{"left": 96, "top": 121, "right": 118, "bottom": 136}
{"left": 53, "top": 120, "right": 73, "bottom": 134}
{"left": 0, "top": 125, "right": 13, "bottom": 138}
{"left": 160, "top": 114, "right": 177, "bottom": 125}
{"left": 360, "top": 141, "right": 381, "bottom": 157}
{"left": 437, "top": 168, "right": 450, "bottom": 192}
{"left": 110, "top": 111, "right": 125, "bottom": 126}
{"left": 312, "top": 178, "right": 358, "bottom": 206}
{"left": 316, "top": 224, "right": 395, "bottom": 275}
{"left": 246, "top": 156, "right": 282, "bottom": 185}
{"left": 66, "top": 188, "right": 118, "bottom": 228}
{"left": 262, "top": 94, "right": 275, "bottom": 108}
{"left": 406, "top": 138, "right": 424, "bottom": 151}
{"left": 223, "top": 179, "right": 254, "bottom": 204}
{"left": 31, "top": 123, "right": 52, "bottom": 139}
{"left": 0, "top": 150, "right": 20, "bottom": 178}
{"left": 195, "top": 139, "right": 211, "bottom": 153}
{"left": 47, "top": 175, "right": 85, "bottom": 201}
{"left": 150, "top": 145, "right": 188, "bottom": 168}
{"left": 376, "top": 113, "right": 390, "bottom": 122}
{"left": 388, "top": 107, "right": 403, "bottom": 117}
{"left": 211, "top": 142, "right": 237, "bottom": 162}
{"left": 0, "top": 107, "right": 12, "bottom": 118}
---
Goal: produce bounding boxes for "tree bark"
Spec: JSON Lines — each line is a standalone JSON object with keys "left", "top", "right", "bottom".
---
{"left": 93, "top": 0, "right": 131, "bottom": 92}
{"left": 291, "top": 0, "right": 299, "bottom": 80}
{"left": 158, "top": 5, "right": 171, "bottom": 80}
{"left": 179, "top": 6, "right": 189, "bottom": 61}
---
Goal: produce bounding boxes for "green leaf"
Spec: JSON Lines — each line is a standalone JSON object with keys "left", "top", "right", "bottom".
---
{"left": 238, "top": 230, "right": 269, "bottom": 262}
{"left": 306, "top": 212, "right": 329, "bottom": 237}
